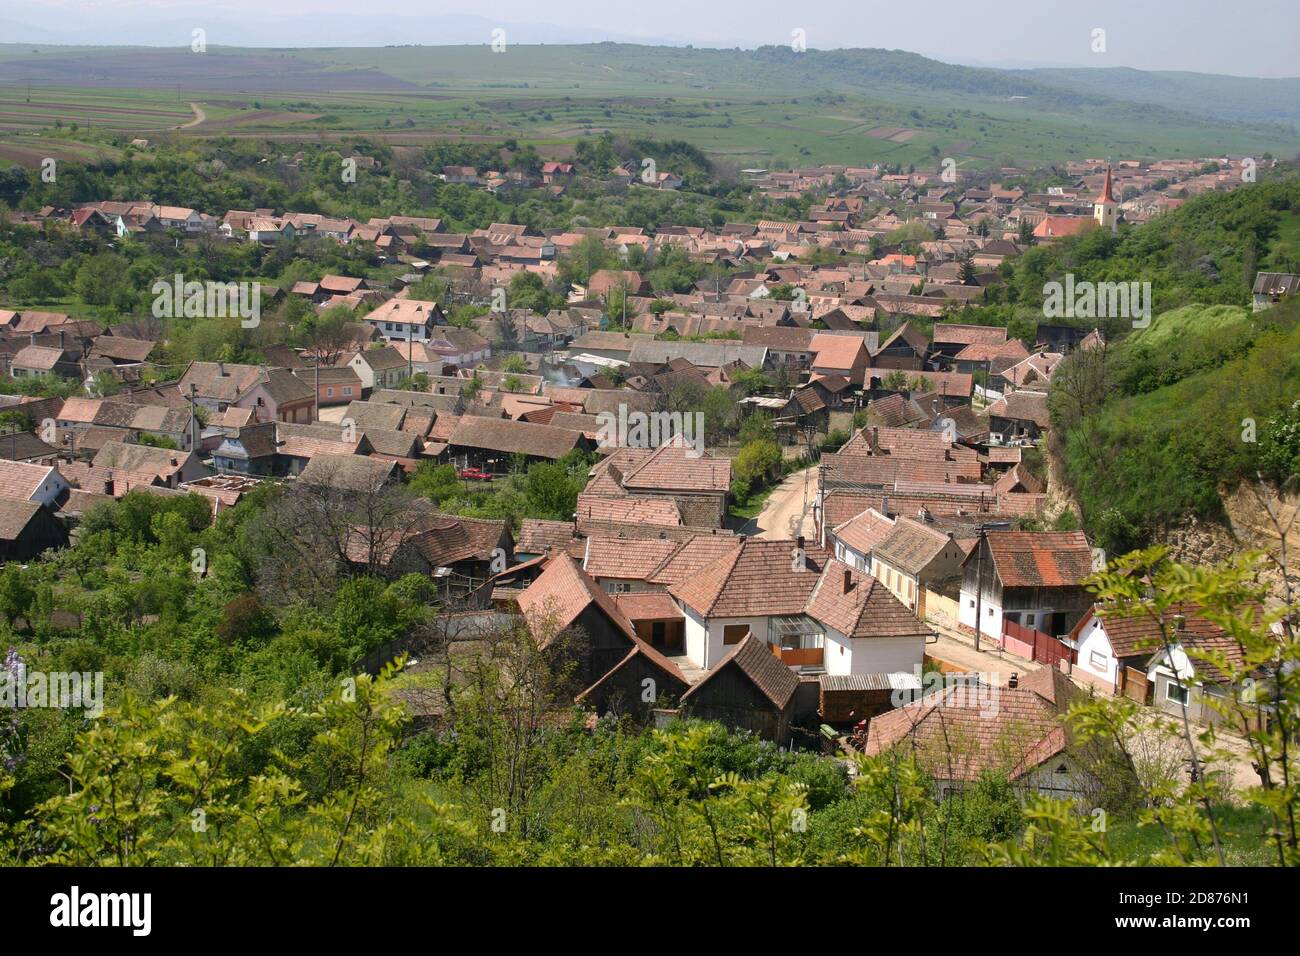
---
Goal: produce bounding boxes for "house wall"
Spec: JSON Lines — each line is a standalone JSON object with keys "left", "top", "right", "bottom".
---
{"left": 823, "top": 628, "right": 924, "bottom": 676}
{"left": 27, "top": 470, "right": 69, "bottom": 508}
{"left": 831, "top": 538, "right": 869, "bottom": 572}
{"left": 679, "top": 604, "right": 769, "bottom": 671}
{"left": 1074, "top": 617, "right": 1120, "bottom": 692}
{"left": 958, "top": 584, "right": 1003, "bottom": 641}
{"left": 873, "top": 556, "right": 920, "bottom": 612}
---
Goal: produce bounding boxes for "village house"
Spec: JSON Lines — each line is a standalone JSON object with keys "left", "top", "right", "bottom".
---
{"left": 959, "top": 531, "right": 1094, "bottom": 644}
{"left": 517, "top": 552, "right": 688, "bottom": 716}
{"left": 91, "top": 441, "right": 212, "bottom": 489}
{"left": 348, "top": 347, "right": 411, "bottom": 393}
{"left": 362, "top": 298, "right": 445, "bottom": 343}
{"left": 0, "top": 459, "right": 71, "bottom": 508}
{"left": 866, "top": 667, "right": 1096, "bottom": 801}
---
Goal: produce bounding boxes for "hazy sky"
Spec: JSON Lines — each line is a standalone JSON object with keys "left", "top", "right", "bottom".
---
{"left": 6, "top": 0, "right": 1298, "bottom": 77}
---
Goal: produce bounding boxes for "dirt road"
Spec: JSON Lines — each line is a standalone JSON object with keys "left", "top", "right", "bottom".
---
{"left": 177, "top": 102, "right": 206, "bottom": 129}
{"left": 753, "top": 465, "right": 818, "bottom": 540}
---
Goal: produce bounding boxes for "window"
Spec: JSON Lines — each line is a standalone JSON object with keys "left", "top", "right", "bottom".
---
{"left": 326, "top": 387, "right": 334, "bottom": 397}
{"left": 344, "top": 387, "right": 353, "bottom": 396}
{"left": 607, "top": 581, "right": 632, "bottom": 594}
{"left": 1089, "top": 650, "right": 1108, "bottom": 670}
{"left": 1166, "top": 682, "right": 1189, "bottom": 705}
{"left": 723, "top": 624, "right": 749, "bottom": 645}
{"left": 1026, "top": 614, "right": 1036, "bottom": 626}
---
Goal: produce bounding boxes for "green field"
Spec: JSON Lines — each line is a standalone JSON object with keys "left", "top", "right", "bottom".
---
{"left": 0, "top": 43, "right": 1296, "bottom": 172}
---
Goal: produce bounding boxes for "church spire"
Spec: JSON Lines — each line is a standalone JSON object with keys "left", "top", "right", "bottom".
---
{"left": 1096, "top": 164, "right": 1117, "bottom": 204}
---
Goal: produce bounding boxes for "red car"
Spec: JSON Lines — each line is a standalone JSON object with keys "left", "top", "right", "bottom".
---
{"left": 458, "top": 467, "right": 492, "bottom": 481}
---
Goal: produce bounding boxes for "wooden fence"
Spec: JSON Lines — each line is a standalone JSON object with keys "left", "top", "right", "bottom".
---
{"left": 1002, "top": 618, "right": 1077, "bottom": 667}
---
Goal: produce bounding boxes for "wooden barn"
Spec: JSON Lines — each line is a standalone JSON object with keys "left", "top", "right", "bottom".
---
{"left": 517, "top": 552, "right": 687, "bottom": 715}
{"left": 679, "top": 633, "right": 819, "bottom": 745}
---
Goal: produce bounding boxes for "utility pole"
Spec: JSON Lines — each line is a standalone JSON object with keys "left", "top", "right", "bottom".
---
{"left": 188, "top": 383, "right": 198, "bottom": 451}
{"left": 313, "top": 346, "right": 320, "bottom": 422}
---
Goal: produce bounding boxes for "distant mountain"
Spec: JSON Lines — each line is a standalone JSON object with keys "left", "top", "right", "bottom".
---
{"left": 1020, "top": 67, "right": 1300, "bottom": 128}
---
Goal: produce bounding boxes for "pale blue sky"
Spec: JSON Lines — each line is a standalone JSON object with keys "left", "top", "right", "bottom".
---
{"left": 5, "top": 0, "right": 1297, "bottom": 77}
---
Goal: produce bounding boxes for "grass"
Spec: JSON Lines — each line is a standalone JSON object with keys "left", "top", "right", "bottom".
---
{"left": 1, "top": 44, "right": 1296, "bottom": 170}
{"left": 1106, "top": 804, "right": 1278, "bottom": 865}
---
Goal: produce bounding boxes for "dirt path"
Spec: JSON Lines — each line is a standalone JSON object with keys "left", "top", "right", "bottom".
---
{"left": 754, "top": 465, "right": 818, "bottom": 540}
{"left": 176, "top": 102, "right": 206, "bottom": 129}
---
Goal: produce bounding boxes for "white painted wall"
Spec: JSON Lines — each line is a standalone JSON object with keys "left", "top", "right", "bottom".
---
{"left": 824, "top": 629, "right": 924, "bottom": 676}
{"left": 958, "top": 585, "right": 1003, "bottom": 641}
{"left": 1074, "top": 617, "right": 1119, "bottom": 690}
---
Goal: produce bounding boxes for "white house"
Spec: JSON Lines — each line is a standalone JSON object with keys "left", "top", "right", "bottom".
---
{"left": 348, "top": 346, "right": 411, "bottom": 392}
{"left": 363, "top": 298, "right": 442, "bottom": 343}
{"left": 0, "top": 459, "right": 70, "bottom": 508}
{"left": 958, "top": 531, "right": 1093, "bottom": 642}
{"left": 669, "top": 539, "right": 928, "bottom": 678}
{"left": 828, "top": 507, "right": 894, "bottom": 571}
{"left": 808, "top": 560, "right": 932, "bottom": 677}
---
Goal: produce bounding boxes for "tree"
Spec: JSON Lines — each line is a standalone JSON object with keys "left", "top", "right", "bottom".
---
{"left": 28, "top": 666, "right": 476, "bottom": 866}
{"left": 0, "top": 565, "right": 34, "bottom": 627}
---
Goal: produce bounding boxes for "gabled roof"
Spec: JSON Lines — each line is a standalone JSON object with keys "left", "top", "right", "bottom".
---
{"left": 297, "top": 454, "right": 396, "bottom": 492}
{"left": 680, "top": 633, "right": 800, "bottom": 710}
{"left": 831, "top": 507, "right": 896, "bottom": 556}
{"left": 670, "top": 537, "right": 827, "bottom": 618}
{"left": 583, "top": 536, "right": 682, "bottom": 581}
{"left": 91, "top": 442, "right": 193, "bottom": 482}
{"left": 0, "top": 498, "right": 45, "bottom": 540}
{"left": 516, "top": 518, "right": 577, "bottom": 555}
{"left": 981, "top": 531, "right": 1092, "bottom": 588}
{"left": 0, "top": 460, "right": 63, "bottom": 501}
{"left": 865, "top": 666, "right": 1079, "bottom": 783}
{"left": 987, "top": 389, "right": 1050, "bottom": 428}
{"left": 806, "top": 559, "right": 933, "bottom": 640}
{"left": 618, "top": 440, "right": 731, "bottom": 494}
{"left": 447, "top": 417, "right": 582, "bottom": 460}
{"left": 517, "top": 551, "right": 636, "bottom": 646}
{"left": 872, "top": 516, "right": 954, "bottom": 575}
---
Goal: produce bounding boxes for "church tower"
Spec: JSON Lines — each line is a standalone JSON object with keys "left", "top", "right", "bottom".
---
{"left": 1093, "top": 164, "right": 1119, "bottom": 233}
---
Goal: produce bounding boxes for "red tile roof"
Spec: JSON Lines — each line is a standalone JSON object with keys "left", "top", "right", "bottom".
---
{"left": 984, "top": 531, "right": 1092, "bottom": 588}
{"left": 807, "top": 559, "right": 933, "bottom": 640}
{"left": 670, "top": 537, "right": 828, "bottom": 618}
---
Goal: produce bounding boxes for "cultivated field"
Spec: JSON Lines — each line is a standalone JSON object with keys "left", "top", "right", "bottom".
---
{"left": 0, "top": 43, "right": 1296, "bottom": 171}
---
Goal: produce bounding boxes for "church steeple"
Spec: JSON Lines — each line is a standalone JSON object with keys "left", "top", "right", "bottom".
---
{"left": 1093, "top": 163, "right": 1119, "bottom": 233}
{"left": 1096, "top": 165, "right": 1117, "bottom": 204}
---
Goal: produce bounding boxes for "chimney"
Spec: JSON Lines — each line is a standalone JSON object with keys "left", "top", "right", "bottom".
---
{"left": 870, "top": 426, "right": 879, "bottom": 451}
{"left": 29, "top": 332, "right": 36, "bottom": 345}
{"left": 881, "top": 495, "right": 890, "bottom": 516}
{"left": 217, "top": 361, "right": 226, "bottom": 377}
{"left": 58, "top": 330, "right": 66, "bottom": 350}
{"left": 1008, "top": 673, "right": 1019, "bottom": 689}
{"left": 796, "top": 535, "right": 805, "bottom": 553}
{"left": 104, "top": 469, "right": 115, "bottom": 497}
{"left": 843, "top": 568, "right": 853, "bottom": 593}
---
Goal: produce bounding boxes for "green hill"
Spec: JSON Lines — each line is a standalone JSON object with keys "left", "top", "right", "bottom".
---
{"left": 0, "top": 43, "right": 1296, "bottom": 170}
{"left": 1014, "top": 177, "right": 1300, "bottom": 550}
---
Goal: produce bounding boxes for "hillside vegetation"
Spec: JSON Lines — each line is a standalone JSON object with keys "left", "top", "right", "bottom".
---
{"left": 1003, "top": 177, "right": 1300, "bottom": 551}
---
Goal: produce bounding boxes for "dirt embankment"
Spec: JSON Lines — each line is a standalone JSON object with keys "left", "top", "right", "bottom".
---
{"left": 1156, "top": 483, "right": 1299, "bottom": 600}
